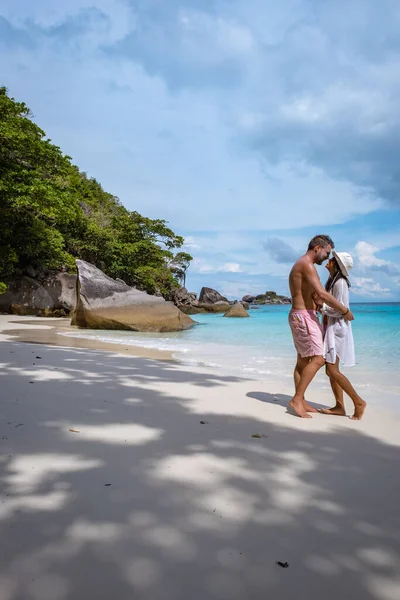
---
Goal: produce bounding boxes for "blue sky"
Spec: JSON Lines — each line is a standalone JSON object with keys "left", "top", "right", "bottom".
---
{"left": 1, "top": 0, "right": 399, "bottom": 301}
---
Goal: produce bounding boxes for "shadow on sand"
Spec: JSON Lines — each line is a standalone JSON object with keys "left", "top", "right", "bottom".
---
{"left": 0, "top": 341, "right": 399, "bottom": 600}
{"left": 246, "top": 390, "right": 326, "bottom": 413}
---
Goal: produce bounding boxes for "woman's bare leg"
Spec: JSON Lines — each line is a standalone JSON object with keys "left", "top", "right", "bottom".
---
{"left": 324, "top": 358, "right": 367, "bottom": 420}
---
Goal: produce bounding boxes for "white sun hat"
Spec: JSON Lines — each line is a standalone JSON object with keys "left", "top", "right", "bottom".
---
{"left": 333, "top": 251, "right": 353, "bottom": 277}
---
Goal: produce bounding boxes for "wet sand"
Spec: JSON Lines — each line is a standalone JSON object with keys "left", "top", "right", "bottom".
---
{"left": 0, "top": 315, "right": 173, "bottom": 361}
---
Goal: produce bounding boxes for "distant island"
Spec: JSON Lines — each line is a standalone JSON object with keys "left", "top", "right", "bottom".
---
{"left": 242, "top": 291, "right": 291, "bottom": 305}
{"left": 173, "top": 287, "right": 290, "bottom": 315}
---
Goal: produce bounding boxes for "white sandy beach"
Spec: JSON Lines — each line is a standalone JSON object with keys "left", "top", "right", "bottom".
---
{"left": 0, "top": 315, "right": 399, "bottom": 600}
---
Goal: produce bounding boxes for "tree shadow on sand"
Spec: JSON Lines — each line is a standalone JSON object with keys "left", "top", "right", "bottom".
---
{"left": 246, "top": 390, "right": 326, "bottom": 412}
{"left": 0, "top": 341, "right": 399, "bottom": 600}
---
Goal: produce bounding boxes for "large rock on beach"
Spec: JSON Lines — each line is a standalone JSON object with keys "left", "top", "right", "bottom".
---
{"left": 199, "top": 287, "right": 229, "bottom": 304}
{"left": 223, "top": 303, "right": 250, "bottom": 318}
{"left": 197, "top": 301, "right": 230, "bottom": 313}
{"left": 0, "top": 270, "right": 77, "bottom": 316}
{"left": 72, "top": 260, "right": 195, "bottom": 332}
{"left": 176, "top": 302, "right": 231, "bottom": 315}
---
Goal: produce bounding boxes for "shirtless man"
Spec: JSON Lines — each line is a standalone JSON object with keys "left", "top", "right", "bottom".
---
{"left": 288, "top": 235, "right": 354, "bottom": 418}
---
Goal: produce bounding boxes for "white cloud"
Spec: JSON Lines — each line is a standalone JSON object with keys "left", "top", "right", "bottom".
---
{"left": 352, "top": 277, "right": 391, "bottom": 296}
{"left": 190, "top": 259, "right": 215, "bottom": 274}
{"left": 181, "top": 236, "right": 200, "bottom": 250}
{"left": 190, "top": 259, "right": 243, "bottom": 274}
{"left": 0, "top": 0, "right": 394, "bottom": 233}
{"left": 354, "top": 241, "right": 399, "bottom": 275}
{"left": 354, "top": 241, "right": 388, "bottom": 268}
{"left": 178, "top": 9, "right": 256, "bottom": 58}
{"left": 220, "top": 262, "right": 242, "bottom": 273}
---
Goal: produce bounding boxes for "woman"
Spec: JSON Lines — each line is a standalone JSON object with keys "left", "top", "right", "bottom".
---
{"left": 317, "top": 251, "right": 367, "bottom": 420}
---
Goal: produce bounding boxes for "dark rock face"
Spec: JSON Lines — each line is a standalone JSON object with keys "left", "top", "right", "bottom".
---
{"left": 72, "top": 260, "right": 195, "bottom": 332}
{"left": 173, "top": 287, "right": 197, "bottom": 306}
{"left": 223, "top": 303, "right": 250, "bottom": 318}
{"left": 199, "top": 287, "right": 229, "bottom": 304}
{"left": 0, "top": 270, "right": 77, "bottom": 316}
{"left": 173, "top": 287, "right": 231, "bottom": 314}
{"left": 242, "top": 294, "right": 255, "bottom": 303}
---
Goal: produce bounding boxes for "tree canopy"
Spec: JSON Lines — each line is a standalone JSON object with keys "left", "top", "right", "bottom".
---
{"left": 0, "top": 87, "right": 192, "bottom": 297}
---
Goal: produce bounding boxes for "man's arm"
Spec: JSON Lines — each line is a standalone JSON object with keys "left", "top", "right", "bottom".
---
{"left": 304, "top": 263, "right": 354, "bottom": 321}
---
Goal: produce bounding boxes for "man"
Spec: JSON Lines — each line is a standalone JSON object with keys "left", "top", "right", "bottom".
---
{"left": 288, "top": 235, "right": 354, "bottom": 418}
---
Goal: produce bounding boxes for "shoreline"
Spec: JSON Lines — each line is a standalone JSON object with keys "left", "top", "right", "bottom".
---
{"left": 1, "top": 314, "right": 399, "bottom": 416}
{"left": 1, "top": 313, "right": 399, "bottom": 418}
{"left": 0, "top": 315, "right": 174, "bottom": 362}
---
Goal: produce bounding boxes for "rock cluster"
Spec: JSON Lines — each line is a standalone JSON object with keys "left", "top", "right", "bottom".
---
{"left": 0, "top": 268, "right": 76, "bottom": 316}
{"left": 0, "top": 264, "right": 290, "bottom": 330}
{"left": 173, "top": 287, "right": 238, "bottom": 314}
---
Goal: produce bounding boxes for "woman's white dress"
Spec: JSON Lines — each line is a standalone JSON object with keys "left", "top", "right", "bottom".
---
{"left": 321, "top": 278, "right": 355, "bottom": 366}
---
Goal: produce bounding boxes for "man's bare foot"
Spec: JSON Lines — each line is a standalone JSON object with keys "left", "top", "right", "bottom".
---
{"left": 350, "top": 400, "right": 367, "bottom": 421}
{"left": 288, "top": 399, "right": 312, "bottom": 418}
{"left": 303, "top": 400, "right": 318, "bottom": 413}
{"left": 319, "top": 405, "right": 346, "bottom": 416}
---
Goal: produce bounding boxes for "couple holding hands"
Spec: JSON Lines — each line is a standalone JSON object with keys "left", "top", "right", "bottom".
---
{"left": 288, "top": 235, "right": 366, "bottom": 420}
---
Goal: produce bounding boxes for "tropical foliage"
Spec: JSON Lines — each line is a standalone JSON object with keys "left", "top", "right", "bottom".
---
{"left": 0, "top": 87, "right": 192, "bottom": 297}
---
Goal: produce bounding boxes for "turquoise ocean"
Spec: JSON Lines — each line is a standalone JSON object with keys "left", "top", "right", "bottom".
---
{"left": 62, "top": 303, "right": 400, "bottom": 409}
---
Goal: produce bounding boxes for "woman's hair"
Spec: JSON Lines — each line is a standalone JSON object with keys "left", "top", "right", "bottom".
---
{"left": 325, "top": 257, "right": 351, "bottom": 292}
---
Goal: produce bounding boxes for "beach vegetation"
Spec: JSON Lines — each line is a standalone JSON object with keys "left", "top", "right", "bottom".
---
{"left": 0, "top": 87, "right": 192, "bottom": 297}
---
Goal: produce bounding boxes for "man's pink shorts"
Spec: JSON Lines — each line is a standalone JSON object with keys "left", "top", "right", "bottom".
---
{"left": 288, "top": 309, "right": 323, "bottom": 358}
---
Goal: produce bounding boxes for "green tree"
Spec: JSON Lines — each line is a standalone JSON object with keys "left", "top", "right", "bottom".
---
{"left": 168, "top": 252, "right": 193, "bottom": 288}
{"left": 0, "top": 86, "right": 80, "bottom": 278}
{"left": 0, "top": 87, "right": 193, "bottom": 297}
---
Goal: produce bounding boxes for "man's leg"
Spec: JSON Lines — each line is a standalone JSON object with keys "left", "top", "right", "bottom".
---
{"left": 325, "top": 359, "right": 367, "bottom": 420}
{"left": 319, "top": 362, "right": 346, "bottom": 415}
{"left": 293, "top": 354, "right": 305, "bottom": 389}
{"left": 289, "top": 355, "right": 325, "bottom": 418}
{"left": 293, "top": 355, "right": 318, "bottom": 413}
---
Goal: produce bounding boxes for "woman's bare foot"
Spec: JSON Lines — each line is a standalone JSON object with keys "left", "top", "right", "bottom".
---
{"left": 319, "top": 405, "right": 346, "bottom": 416}
{"left": 289, "top": 398, "right": 312, "bottom": 418}
{"left": 350, "top": 400, "right": 367, "bottom": 420}
{"left": 303, "top": 400, "right": 318, "bottom": 413}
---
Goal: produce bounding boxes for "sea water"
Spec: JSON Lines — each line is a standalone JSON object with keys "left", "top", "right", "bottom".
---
{"left": 62, "top": 303, "right": 400, "bottom": 391}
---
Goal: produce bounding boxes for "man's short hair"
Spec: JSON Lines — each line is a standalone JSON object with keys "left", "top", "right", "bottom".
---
{"left": 308, "top": 235, "right": 335, "bottom": 250}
